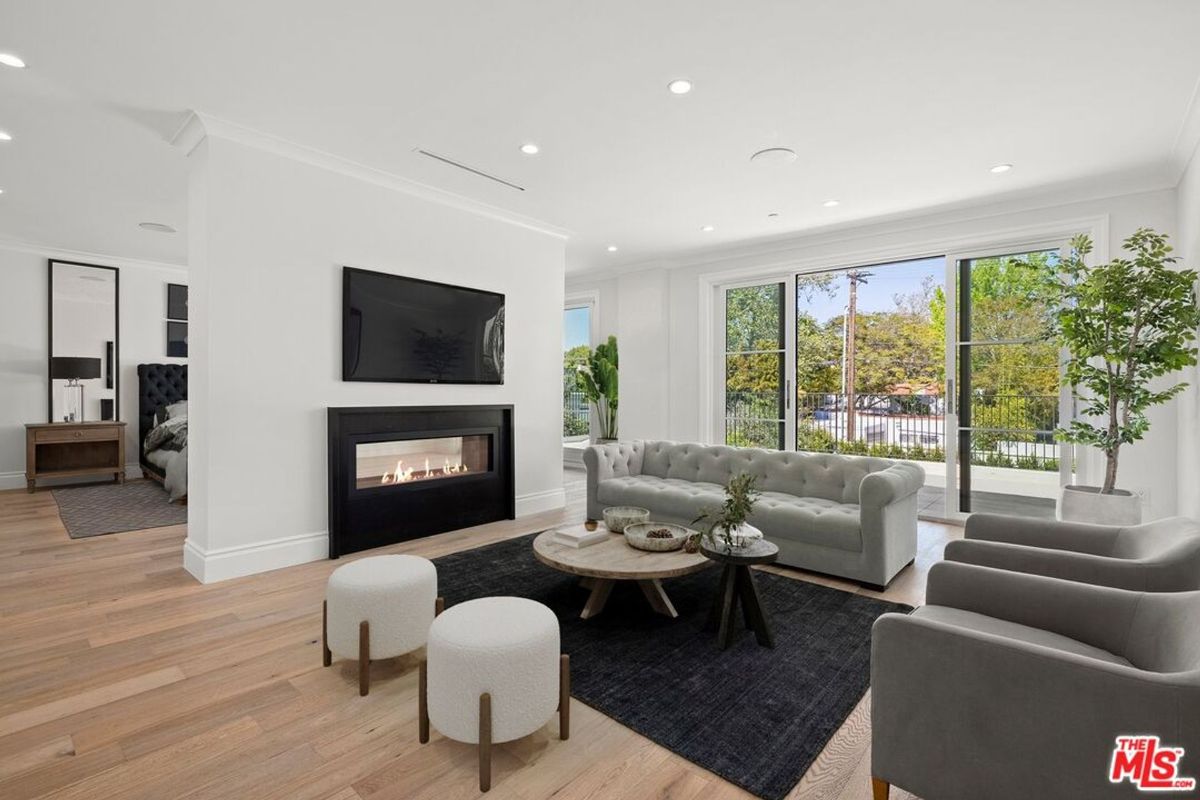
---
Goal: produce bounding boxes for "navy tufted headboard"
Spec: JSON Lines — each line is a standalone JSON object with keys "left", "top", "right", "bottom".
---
{"left": 137, "top": 363, "right": 187, "bottom": 471}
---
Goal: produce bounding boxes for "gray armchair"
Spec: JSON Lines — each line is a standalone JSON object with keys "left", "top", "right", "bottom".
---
{"left": 871, "top": 561, "right": 1200, "bottom": 800}
{"left": 945, "top": 514, "right": 1200, "bottom": 591}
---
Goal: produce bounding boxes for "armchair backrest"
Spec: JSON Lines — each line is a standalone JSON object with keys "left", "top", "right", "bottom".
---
{"left": 1126, "top": 591, "right": 1200, "bottom": 674}
{"left": 1111, "top": 516, "right": 1200, "bottom": 562}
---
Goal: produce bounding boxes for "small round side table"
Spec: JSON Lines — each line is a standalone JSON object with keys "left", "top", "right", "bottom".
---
{"left": 701, "top": 538, "right": 779, "bottom": 650}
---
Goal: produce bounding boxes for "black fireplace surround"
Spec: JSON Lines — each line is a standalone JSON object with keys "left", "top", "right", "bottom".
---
{"left": 327, "top": 405, "right": 515, "bottom": 558}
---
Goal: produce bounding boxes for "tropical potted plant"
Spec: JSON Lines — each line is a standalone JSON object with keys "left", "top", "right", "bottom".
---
{"left": 1041, "top": 228, "right": 1199, "bottom": 524}
{"left": 577, "top": 335, "right": 619, "bottom": 442}
{"left": 688, "top": 473, "right": 762, "bottom": 551}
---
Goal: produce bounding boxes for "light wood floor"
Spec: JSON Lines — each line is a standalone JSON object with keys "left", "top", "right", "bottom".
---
{"left": 0, "top": 470, "right": 955, "bottom": 800}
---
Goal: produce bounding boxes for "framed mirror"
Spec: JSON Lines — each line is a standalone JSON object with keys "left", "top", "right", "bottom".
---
{"left": 48, "top": 260, "right": 119, "bottom": 423}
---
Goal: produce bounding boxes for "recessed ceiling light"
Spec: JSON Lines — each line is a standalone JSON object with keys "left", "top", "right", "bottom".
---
{"left": 750, "top": 147, "right": 798, "bottom": 165}
{"left": 139, "top": 222, "right": 177, "bottom": 234}
{"left": 0, "top": 188, "right": 5, "bottom": 195}
{"left": 606, "top": 245, "right": 618, "bottom": 252}
{"left": 990, "top": 163, "right": 1013, "bottom": 174}
{"left": 822, "top": 199, "right": 840, "bottom": 208}
{"left": 519, "top": 143, "right": 540, "bottom": 155}
{"left": 701, "top": 225, "right": 715, "bottom": 232}
{"left": 667, "top": 79, "right": 692, "bottom": 95}
{"left": 0, "top": 131, "right": 11, "bottom": 142}
{"left": 0, "top": 53, "right": 25, "bottom": 69}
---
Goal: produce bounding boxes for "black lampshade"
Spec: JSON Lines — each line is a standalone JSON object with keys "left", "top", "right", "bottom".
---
{"left": 50, "top": 356, "right": 102, "bottom": 380}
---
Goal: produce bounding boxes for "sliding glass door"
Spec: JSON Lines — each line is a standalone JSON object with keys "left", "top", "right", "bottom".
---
{"left": 945, "top": 248, "right": 1069, "bottom": 518}
{"left": 722, "top": 281, "right": 790, "bottom": 450}
{"left": 718, "top": 247, "right": 1072, "bottom": 519}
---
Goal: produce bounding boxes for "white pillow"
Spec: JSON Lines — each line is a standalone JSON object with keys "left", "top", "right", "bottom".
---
{"left": 165, "top": 401, "right": 188, "bottom": 420}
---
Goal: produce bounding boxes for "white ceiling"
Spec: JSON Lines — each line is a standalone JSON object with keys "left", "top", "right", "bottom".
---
{"left": 1, "top": 1, "right": 1199, "bottom": 273}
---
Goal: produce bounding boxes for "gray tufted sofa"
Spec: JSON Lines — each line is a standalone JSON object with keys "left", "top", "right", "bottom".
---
{"left": 584, "top": 440, "right": 925, "bottom": 589}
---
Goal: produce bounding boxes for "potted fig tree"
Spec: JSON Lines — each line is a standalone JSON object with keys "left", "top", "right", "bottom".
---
{"left": 1042, "top": 228, "right": 1199, "bottom": 523}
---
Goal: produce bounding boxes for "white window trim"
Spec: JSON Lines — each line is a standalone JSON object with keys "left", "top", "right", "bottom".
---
{"left": 563, "top": 291, "right": 600, "bottom": 448}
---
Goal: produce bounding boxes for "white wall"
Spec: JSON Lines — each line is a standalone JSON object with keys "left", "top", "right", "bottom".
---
{"left": 1176, "top": 141, "right": 1200, "bottom": 519}
{"left": 183, "top": 132, "right": 567, "bottom": 583}
{"left": 569, "top": 188, "right": 1182, "bottom": 519}
{"left": 0, "top": 244, "right": 187, "bottom": 489}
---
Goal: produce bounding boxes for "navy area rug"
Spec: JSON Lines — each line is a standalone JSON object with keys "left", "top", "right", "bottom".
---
{"left": 433, "top": 533, "right": 912, "bottom": 800}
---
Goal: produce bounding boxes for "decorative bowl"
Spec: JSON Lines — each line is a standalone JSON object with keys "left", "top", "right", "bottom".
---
{"left": 624, "top": 522, "right": 692, "bottom": 552}
{"left": 602, "top": 506, "right": 650, "bottom": 533}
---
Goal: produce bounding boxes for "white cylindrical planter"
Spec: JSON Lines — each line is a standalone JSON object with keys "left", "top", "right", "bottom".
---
{"left": 1057, "top": 485, "right": 1142, "bottom": 525}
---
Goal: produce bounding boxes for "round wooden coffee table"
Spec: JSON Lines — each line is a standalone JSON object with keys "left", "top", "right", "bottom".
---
{"left": 533, "top": 526, "right": 712, "bottom": 620}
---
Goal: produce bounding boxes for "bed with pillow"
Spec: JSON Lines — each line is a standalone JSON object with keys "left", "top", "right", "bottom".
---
{"left": 138, "top": 363, "right": 188, "bottom": 502}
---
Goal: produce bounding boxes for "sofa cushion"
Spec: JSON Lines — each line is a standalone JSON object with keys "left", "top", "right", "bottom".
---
{"left": 596, "top": 476, "right": 724, "bottom": 521}
{"left": 912, "top": 606, "right": 1132, "bottom": 667}
{"left": 749, "top": 491, "right": 862, "bottom": 552}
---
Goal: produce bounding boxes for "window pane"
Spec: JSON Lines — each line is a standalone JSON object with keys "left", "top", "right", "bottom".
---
{"left": 794, "top": 258, "right": 947, "bottom": 462}
{"left": 563, "top": 306, "right": 591, "bottom": 439}
{"left": 725, "top": 352, "right": 783, "bottom": 449}
{"left": 725, "top": 283, "right": 784, "bottom": 352}
{"left": 960, "top": 250, "right": 1057, "bottom": 343}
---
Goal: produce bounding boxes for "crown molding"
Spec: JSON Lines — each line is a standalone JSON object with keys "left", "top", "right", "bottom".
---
{"left": 568, "top": 181, "right": 1166, "bottom": 284}
{"left": 0, "top": 235, "right": 187, "bottom": 273}
{"left": 170, "top": 111, "right": 571, "bottom": 241}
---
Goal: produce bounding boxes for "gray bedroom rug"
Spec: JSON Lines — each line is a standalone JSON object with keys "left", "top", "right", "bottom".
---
{"left": 52, "top": 480, "right": 186, "bottom": 539}
{"left": 432, "top": 532, "right": 912, "bottom": 800}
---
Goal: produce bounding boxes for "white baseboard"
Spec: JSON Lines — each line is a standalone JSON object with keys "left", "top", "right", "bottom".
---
{"left": 515, "top": 487, "right": 566, "bottom": 517}
{"left": 183, "top": 531, "right": 329, "bottom": 584}
{"left": 0, "top": 462, "right": 145, "bottom": 491}
{"left": 184, "top": 487, "right": 564, "bottom": 584}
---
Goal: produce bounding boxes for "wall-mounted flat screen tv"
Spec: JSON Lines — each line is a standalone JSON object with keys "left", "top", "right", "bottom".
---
{"left": 342, "top": 267, "right": 504, "bottom": 384}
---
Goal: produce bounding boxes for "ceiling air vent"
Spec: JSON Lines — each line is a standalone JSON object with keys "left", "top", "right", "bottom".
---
{"left": 415, "top": 149, "right": 526, "bottom": 192}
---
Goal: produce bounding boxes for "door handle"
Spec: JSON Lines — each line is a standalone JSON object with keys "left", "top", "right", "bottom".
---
{"left": 946, "top": 378, "right": 954, "bottom": 416}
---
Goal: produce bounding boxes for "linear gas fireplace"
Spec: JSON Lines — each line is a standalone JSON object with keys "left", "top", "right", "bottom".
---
{"left": 328, "top": 405, "right": 514, "bottom": 557}
{"left": 356, "top": 435, "right": 490, "bottom": 488}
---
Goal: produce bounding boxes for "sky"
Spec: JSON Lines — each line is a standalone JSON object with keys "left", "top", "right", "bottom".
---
{"left": 563, "top": 305, "right": 590, "bottom": 350}
{"left": 799, "top": 256, "right": 945, "bottom": 323}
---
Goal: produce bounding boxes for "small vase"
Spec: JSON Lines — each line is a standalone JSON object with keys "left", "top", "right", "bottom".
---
{"left": 713, "top": 523, "right": 764, "bottom": 550}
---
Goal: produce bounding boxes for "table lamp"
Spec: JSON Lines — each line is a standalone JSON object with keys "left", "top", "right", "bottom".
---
{"left": 50, "top": 356, "right": 101, "bottom": 422}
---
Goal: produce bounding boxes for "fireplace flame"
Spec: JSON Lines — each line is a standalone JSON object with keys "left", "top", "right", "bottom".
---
{"left": 378, "top": 457, "right": 468, "bottom": 485}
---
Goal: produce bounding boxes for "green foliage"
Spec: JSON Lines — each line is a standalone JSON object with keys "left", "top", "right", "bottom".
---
{"left": 577, "top": 336, "right": 619, "bottom": 439}
{"left": 692, "top": 473, "right": 761, "bottom": 549}
{"left": 1041, "top": 229, "right": 1200, "bottom": 492}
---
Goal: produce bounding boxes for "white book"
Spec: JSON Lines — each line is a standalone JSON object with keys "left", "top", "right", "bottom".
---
{"left": 554, "top": 529, "right": 608, "bottom": 548}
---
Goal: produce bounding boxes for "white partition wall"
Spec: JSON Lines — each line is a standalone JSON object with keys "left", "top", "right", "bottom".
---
{"left": 181, "top": 119, "right": 568, "bottom": 583}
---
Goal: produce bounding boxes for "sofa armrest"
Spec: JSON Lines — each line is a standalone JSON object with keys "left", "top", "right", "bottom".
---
{"left": 945, "top": 538, "right": 1150, "bottom": 590}
{"left": 871, "top": 611, "right": 1200, "bottom": 798}
{"left": 859, "top": 461, "right": 924, "bottom": 509}
{"left": 965, "top": 513, "right": 1120, "bottom": 555}
{"left": 924, "top": 560, "right": 1142, "bottom": 656}
{"left": 582, "top": 441, "right": 643, "bottom": 520}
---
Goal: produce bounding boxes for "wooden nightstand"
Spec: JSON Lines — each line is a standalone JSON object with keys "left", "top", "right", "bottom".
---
{"left": 25, "top": 421, "right": 127, "bottom": 492}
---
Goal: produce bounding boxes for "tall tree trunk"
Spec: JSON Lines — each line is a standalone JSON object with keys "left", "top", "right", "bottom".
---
{"left": 1102, "top": 448, "right": 1119, "bottom": 494}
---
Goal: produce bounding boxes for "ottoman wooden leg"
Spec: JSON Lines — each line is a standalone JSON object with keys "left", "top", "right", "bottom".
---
{"left": 871, "top": 777, "right": 890, "bottom": 799}
{"left": 479, "top": 692, "right": 492, "bottom": 792}
{"left": 559, "top": 653, "right": 570, "bottom": 740}
{"left": 358, "top": 621, "right": 370, "bottom": 696}
{"left": 435, "top": 596, "right": 445, "bottom": 616}
{"left": 322, "top": 601, "right": 332, "bottom": 667}
{"left": 418, "top": 659, "right": 429, "bottom": 743}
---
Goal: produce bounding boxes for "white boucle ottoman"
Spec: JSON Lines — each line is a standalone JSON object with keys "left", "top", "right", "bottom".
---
{"left": 322, "top": 554, "right": 441, "bottom": 696}
{"left": 419, "top": 596, "right": 569, "bottom": 792}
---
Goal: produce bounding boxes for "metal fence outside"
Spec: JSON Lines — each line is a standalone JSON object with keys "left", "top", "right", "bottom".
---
{"left": 726, "top": 391, "right": 1060, "bottom": 471}
{"left": 564, "top": 389, "right": 590, "bottom": 437}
